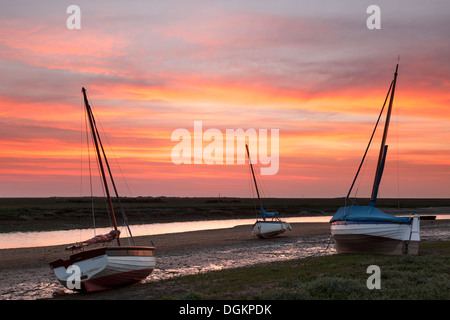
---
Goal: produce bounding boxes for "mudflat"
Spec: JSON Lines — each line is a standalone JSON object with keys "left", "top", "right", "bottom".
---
{"left": 0, "top": 222, "right": 331, "bottom": 271}
{"left": 1, "top": 219, "right": 449, "bottom": 300}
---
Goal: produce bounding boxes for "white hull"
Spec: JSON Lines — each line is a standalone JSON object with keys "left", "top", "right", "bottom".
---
{"left": 50, "top": 247, "right": 156, "bottom": 292}
{"left": 329, "top": 65, "right": 418, "bottom": 255}
{"left": 330, "top": 214, "right": 420, "bottom": 255}
{"left": 55, "top": 90, "right": 157, "bottom": 293}
{"left": 252, "top": 220, "right": 292, "bottom": 239}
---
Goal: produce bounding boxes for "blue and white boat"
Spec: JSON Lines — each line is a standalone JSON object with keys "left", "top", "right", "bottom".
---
{"left": 252, "top": 205, "right": 292, "bottom": 239}
{"left": 331, "top": 205, "right": 420, "bottom": 255}
{"left": 330, "top": 64, "right": 420, "bottom": 255}
{"left": 246, "top": 144, "right": 292, "bottom": 238}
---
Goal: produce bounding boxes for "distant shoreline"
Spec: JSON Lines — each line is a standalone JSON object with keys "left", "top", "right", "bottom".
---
{"left": 0, "top": 197, "right": 448, "bottom": 233}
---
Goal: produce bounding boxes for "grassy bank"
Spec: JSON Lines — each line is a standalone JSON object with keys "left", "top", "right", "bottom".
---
{"left": 1, "top": 197, "right": 449, "bottom": 233}
{"left": 65, "top": 241, "right": 449, "bottom": 300}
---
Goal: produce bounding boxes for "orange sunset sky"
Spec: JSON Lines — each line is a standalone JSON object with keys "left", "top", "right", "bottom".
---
{"left": 0, "top": 1, "right": 449, "bottom": 198}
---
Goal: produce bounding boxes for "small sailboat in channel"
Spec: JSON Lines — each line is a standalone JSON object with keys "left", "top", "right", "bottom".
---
{"left": 330, "top": 64, "right": 420, "bottom": 255}
{"left": 49, "top": 88, "right": 156, "bottom": 292}
{"left": 246, "top": 144, "right": 292, "bottom": 238}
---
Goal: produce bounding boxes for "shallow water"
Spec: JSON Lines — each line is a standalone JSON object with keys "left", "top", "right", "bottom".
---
{"left": 1, "top": 215, "right": 448, "bottom": 250}
{"left": 0, "top": 216, "right": 333, "bottom": 249}
{"left": 1, "top": 222, "right": 449, "bottom": 300}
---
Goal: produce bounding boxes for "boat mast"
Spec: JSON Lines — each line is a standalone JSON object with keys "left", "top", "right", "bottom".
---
{"left": 82, "top": 87, "right": 121, "bottom": 246}
{"left": 246, "top": 144, "right": 263, "bottom": 208}
{"left": 370, "top": 64, "right": 399, "bottom": 206}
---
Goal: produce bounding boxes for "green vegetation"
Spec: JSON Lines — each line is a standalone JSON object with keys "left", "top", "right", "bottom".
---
{"left": 113, "top": 241, "right": 448, "bottom": 300}
{"left": 0, "top": 197, "right": 448, "bottom": 233}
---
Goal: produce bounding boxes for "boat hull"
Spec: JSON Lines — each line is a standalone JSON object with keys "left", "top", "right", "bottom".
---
{"left": 50, "top": 246, "right": 156, "bottom": 292}
{"left": 252, "top": 220, "right": 292, "bottom": 239}
{"left": 330, "top": 214, "right": 420, "bottom": 255}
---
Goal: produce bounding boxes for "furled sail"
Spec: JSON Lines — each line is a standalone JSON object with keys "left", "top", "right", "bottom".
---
{"left": 66, "top": 230, "right": 120, "bottom": 250}
{"left": 330, "top": 205, "right": 411, "bottom": 224}
{"left": 260, "top": 206, "right": 278, "bottom": 218}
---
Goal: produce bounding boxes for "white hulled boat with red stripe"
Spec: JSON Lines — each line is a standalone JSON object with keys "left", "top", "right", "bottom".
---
{"left": 49, "top": 88, "right": 156, "bottom": 292}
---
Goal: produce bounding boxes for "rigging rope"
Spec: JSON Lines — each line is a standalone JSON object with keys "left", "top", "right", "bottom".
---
{"left": 248, "top": 160, "right": 258, "bottom": 219}
{"left": 396, "top": 99, "right": 401, "bottom": 209}
{"left": 87, "top": 94, "right": 134, "bottom": 243}
{"left": 85, "top": 107, "right": 96, "bottom": 234}
{"left": 344, "top": 79, "right": 394, "bottom": 207}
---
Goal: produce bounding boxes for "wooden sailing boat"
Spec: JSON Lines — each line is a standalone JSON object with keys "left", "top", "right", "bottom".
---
{"left": 330, "top": 64, "right": 420, "bottom": 255}
{"left": 246, "top": 144, "right": 292, "bottom": 238}
{"left": 49, "top": 88, "right": 156, "bottom": 292}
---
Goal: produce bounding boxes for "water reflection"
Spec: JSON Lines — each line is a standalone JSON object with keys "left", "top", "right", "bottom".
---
{"left": 0, "top": 216, "right": 333, "bottom": 249}
{"left": 2, "top": 215, "right": 447, "bottom": 250}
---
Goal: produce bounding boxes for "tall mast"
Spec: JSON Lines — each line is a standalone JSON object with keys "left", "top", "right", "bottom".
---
{"left": 82, "top": 87, "right": 121, "bottom": 246}
{"left": 246, "top": 144, "right": 263, "bottom": 208}
{"left": 370, "top": 64, "right": 398, "bottom": 206}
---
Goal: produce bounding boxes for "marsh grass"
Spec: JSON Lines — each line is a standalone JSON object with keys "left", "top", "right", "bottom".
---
{"left": 152, "top": 242, "right": 449, "bottom": 300}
